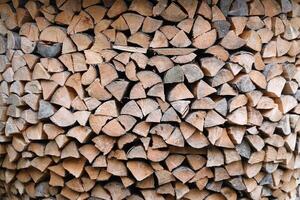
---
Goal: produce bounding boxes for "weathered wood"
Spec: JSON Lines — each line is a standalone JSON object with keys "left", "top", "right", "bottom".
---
{"left": 152, "top": 48, "right": 197, "bottom": 55}
{"left": 1, "top": 1, "right": 299, "bottom": 199}
{"left": 37, "top": 42, "right": 62, "bottom": 58}
{"left": 50, "top": 107, "right": 76, "bottom": 127}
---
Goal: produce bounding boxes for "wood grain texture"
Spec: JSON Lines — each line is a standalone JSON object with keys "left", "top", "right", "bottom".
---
{"left": 0, "top": 0, "right": 300, "bottom": 200}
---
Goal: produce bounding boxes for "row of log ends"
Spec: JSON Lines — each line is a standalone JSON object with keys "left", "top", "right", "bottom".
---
{"left": 0, "top": 0, "right": 300, "bottom": 199}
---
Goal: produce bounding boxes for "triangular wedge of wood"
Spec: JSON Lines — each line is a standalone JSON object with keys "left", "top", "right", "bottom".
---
{"left": 1, "top": 0, "right": 300, "bottom": 200}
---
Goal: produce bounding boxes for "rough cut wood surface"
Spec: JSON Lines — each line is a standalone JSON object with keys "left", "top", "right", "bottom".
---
{"left": 0, "top": 0, "right": 300, "bottom": 200}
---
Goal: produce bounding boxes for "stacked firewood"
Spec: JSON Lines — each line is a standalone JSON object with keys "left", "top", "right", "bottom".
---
{"left": 0, "top": 0, "right": 300, "bottom": 199}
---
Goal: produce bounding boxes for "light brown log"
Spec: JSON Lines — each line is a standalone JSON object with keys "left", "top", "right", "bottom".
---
{"left": 161, "top": 3, "right": 187, "bottom": 22}
{"left": 170, "top": 30, "right": 191, "bottom": 48}
{"left": 149, "top": 30, "right": 168, "bottom": 48}
{"left": 227, "top": 107, "right": 248, "bottom": 125}
{"left": 142, "top": 17, "right": 162, "bottom": 33}
{"left": 63, "top": 157, "right": 86, "bottom": 178}
{"left": 207, "top": 147, "right": 224, "bottom": 167}
{"left": 128, "top": 32, "right": 150, "bottom": 48}
{"left": 241, "top": 30, "right": 262, "bottom": 51}
{"left": 193, "top": 80, "right": 216, "bottom": 98}
{"left": 67, "top": 11, "right": 94, "bottom": 34}
{"left": 61, "top": 141, "right": 80, "bottom": 159}
{"left": 173, "top": 166, "right": 195, "bottom": 184}
{"left": 220, "top": 31, "right": 245, "bottom": 49}
{"left": 127, "top": 161, "right": 153, "bottom": 181}
{"left": 137, "top": 70, "right": 162, "bottom": 89}
{"left": 40, "top": 26, "right": 67, "bottom": 43}
{"left": 168, "top": 83, "right": 194, "bottom": 102}
{"left": 102, "top": 118, "right": 126, "bottom": 137}
{"left": 193, "top": 29, "right": 217, "bottom": 49}
{"left": 25, "top": 123, "right": 45, "bottom": 140}
{"left": 93, "top": 135, "right": 115, "bottom": 155}
{"left": 123, "top": 13, "right": 144, "bottom": 34}
{"left": 201, "top": 57, "right": 225, "bottom": 77}
{"left": 152, "top": 48, "right": 197, "bottom": 56}
{"left": 50, "top": 107, "right": 76, "bottom": 127}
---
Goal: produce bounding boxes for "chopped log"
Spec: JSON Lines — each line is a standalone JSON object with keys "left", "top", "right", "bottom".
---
{"left": 137, "top": 70, "right": 162, "bottom": 89}
{"left": 142, "top": 17, "right": 162, "bottom": 33}
{"left": 61, "top": 141, "right": 80, "bottom": 159}
{"left": 112, "top": 45, "right": 147, "bottom": 53}
{"left": 168, "top": 83, "right": 194, "bottom": 102}
{"left": 148, "top": 55, "right": 173, "bottom": 73}
{"left": 50, "top": 107, "right": 76, "bottom": 127}
{"left": 173, "top": 166, "right": 195, "bottom": 184}
{"left": 207, "top": 148, "right": 224, "bottom": 167}
{"left": 67, "top": 126, "right": 91, "bottom": 143}
{"left": 229, "top": 0, "right": 248, "bottom": 16}
{"left": 63, "top": 157, "right": 86, "bottom": 178}
{"left": 102, "top": 118, "right": 126, "bottom": 137}
{"left": 164, "top": 66, "right": 184, "bottom": 84}
{"left": 248, "top": 0, "right": 265, "bottom": 15}
{"left": 193, "top": 29, "right": 217, "bottom": 49}
{"left": 171, "top": 52, "right": 196, "bottom": 64}
{"left": 160, "top": 25, "right": 179, "bottom": 40}
{"left": 186, "top": 131, "right": 209, "bottom": 149}
{"left": 128, "top": 0, "right": 152, "bottom": 16}
{"left": 1, "top": 1, "right": 300, "bottom": 199}
{"left": 204, "top": 110, "right": 226, "bottom": 128}
{"left": 241, "top": 30, "right": 262, "bottom": 51}
{"left": 262, "top": 40, "right": 276, "bottom": 58}
{"left": 67, "top": 11, "right": 94, "bottom": 34}
{"left": 106, "top": 80, "right": 129, "bottom": 101}
{"left": 127, "top": 161, "right": 153, "bottom": 181}
{"left": 193, "top": 80, "right": 217, "bottom": 98}
{"left": 85, "top": 5, "right": 106, "bottom": 23}
{"left": 208, "top": 126, "right": 224, "bottom": 144}
{"left": 227, "top": 107, "right": 248, "bottom": 125}
{"left": 262, "top": 0, "right": 281, "bottom": 17}
{"left": 150, "top": 30, "right": 169, "bottom": 48}
{"left": 7, "top": 31, "right": 21, "bottom": 49}
{"left": 123, "top": 13, "right": 144, "bottom": 35}
{"left": 213, "top": 20, "right": 231, "bottom": 38}
{"left": 111, "top": 16, "right": 129, "bottom": 31}
{"left": 230, "top": 17, "right": 245, "bottom": 35}
{"left": 193, "top": 16, "right": 211, "bottom": 38}
{"left": 107, "top": 158, "right": 127, "bottom": 176}
{"left": 71, "top": 33, "right": 93, "bottom": 51}
{"left": 197, "top": 1, "right": 211, "bottom": 19}
{"left": 161, "top": 3, "right": 187, "bottom": 22}
{"left": 181, "top": 64, "right": 203, "bottom": 83}
{"left": 220, "top": 31, "right": 246, "bottom": 49}
{"left": 40, "top": 26, "right": 67, "bottom": 43}
{"left": 21, "top": 37, "right": 36, "bottom": 54}
{"left": 277, "top": 36, "right": 291, "bottom": 56}
{"left": 152, "top": 48, "right": 197, "bottom": 56}
{"left": 201, "top": 57, "right": 225, "bottom": 77}
{"left": 38, "top": 100, "right": 55, "bottom": 119}
{"left": 170, "top": 30, "right": 191, "bottom": 47}
{"left": 25, "top": 123, "right": 45, "bottom": 140}
{"left": 267, "top": 76, "right": 286, "bottom": 97}
{"left": 37, "top": 42, "right": 62, "bottom": 58}
{"left": 128, "top": 32, "right": 150, "bottom": 48}
{"left": 91, "top": 33, "right": 111, "bottom": 52}
{"left": 212, "top": 5, "right": 226, "bottom": 21}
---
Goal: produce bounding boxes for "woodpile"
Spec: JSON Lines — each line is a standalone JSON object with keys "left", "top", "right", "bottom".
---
{"left": 0, "top": 0, "right": 300, "bottom": 199}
